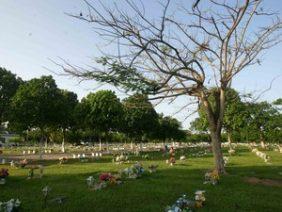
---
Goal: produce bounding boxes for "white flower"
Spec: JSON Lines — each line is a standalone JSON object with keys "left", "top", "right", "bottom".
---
{"left": 195, "top": 190, "right": 205, "bottom": 195}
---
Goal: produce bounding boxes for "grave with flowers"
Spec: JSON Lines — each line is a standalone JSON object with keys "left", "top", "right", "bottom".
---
{"left": 165, "top": 190, "right": 206, "bottom": 212}
{"left": 0, "top": 168, "right": 9, "bottom": 185}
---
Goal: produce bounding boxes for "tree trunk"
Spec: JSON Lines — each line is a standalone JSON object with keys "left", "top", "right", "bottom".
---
{"left": 201, "top": 89, "right": 226, "bottom": 174}
{"left": 44, "top": 137, "right": 48, "bottom": 149}
{"left": 39, "top": 129, "right": 44, "bottom": 160}
{"left": 227, "top": 131, "right": 233, "bottom": 149}
{"left": 140, "top": 142, "right": 143, "bottom": 152}
{"left": 61, "top": 129, "right": 65, "bottom": 153}
{"left": 260, "top": 132, "right": 266, "bottom": 149}
{"left": 210, "top": 130, "right": 225, "bottom": 174}
{"left": 99, "top": 137, "right": 102, "bottom": 151}
{"left": 106, "top": 141, "right": 109, "bottom": 152}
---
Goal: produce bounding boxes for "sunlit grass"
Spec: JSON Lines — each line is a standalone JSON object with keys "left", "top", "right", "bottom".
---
{"left": 0, "top": 147, "right": 281, "bottom": 211}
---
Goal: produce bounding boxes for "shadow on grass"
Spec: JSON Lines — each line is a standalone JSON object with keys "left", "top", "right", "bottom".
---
{"left": 1, "top": 164, "right": 282, "bottom": 212}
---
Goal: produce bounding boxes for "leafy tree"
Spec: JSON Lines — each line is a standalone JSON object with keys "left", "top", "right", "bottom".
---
{"left": 273, "top": 98, "right": 282, "bottom": 106}
{"left": 82, "top": 90, "right": 124, "bottom": 150}
{"left": 156, "top": 114, "right": 186, "bottom": 143}
{"left": 122, "top": 94, "right": 158, "bottom": 148}
{"left": 9, "top": 76, "right": 61, "bottom": 146}
{"left": 0, "top": 67, "right": 22, "bottom": 125}
{"left": 61, "top": 0, "right": 281, "bottom": 174}
{"left": 244, "top": 101, "right": 280, "bottom": 147}
{"left": 191, "top": 88, "right": 247, "bottom": 145}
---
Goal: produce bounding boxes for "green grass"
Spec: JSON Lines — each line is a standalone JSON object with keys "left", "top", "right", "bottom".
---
{"left": 0, "top": 147, "right": 282, "bottom": 211}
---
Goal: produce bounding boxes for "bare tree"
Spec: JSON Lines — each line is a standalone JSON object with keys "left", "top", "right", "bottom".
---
{"left": 60, "top": 0, "right": 282, "bottom": 174}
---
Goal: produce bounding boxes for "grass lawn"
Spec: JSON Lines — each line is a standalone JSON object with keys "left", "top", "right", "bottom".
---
{"left": 0, "top": 147, "right": 282, "bottom": 211}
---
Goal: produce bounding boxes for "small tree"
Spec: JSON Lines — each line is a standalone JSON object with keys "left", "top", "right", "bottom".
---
{"left": 61, "top": 0, "right": 282, "bottom": 174}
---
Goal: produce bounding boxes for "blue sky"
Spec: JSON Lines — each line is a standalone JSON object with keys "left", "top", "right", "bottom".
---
{"left": 0, "top": 0, "right": 281, "bottom": 128}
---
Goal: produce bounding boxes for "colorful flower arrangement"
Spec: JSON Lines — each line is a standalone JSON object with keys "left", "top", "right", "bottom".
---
{"left": 87, "top": 173, "right": 122, "bottom": 191}
{"left": 0, "top": 168, "right": 9, "bottom": 178}
{"left": 0, "top": 199, "right": 21, "bottom": 212}
{"left": 120, "top": 162, "right": 144, "bottom": 179}
{"left": 204, "top": 170, "right": 219, "bottom": 185}
{"left": 165, "top": 191, "right": 206, "bottom": 212}
{"left": 0, "top": 168, "right": 9, "bottom": 185}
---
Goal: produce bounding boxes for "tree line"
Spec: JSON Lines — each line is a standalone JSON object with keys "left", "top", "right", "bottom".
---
{"left": 0, "top": 67, "right": 186, "bottom": 152}
{"left": 190, "top": 88, "right": 282, "bottom": 146}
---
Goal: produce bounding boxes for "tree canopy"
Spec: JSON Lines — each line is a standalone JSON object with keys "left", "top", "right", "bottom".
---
{"left": 9, "top": 76, "right": 61, "bottom": 132}
{"left": 0, "top": 67, "right": 22, "bottom": 124}
{"left": 122, "top": 94, "right": 158, "bottom": 140}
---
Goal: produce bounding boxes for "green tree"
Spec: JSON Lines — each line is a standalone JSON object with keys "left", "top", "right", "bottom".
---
{"left": 244, "top": 101, "right": 280, "bottom": 148}
{"left": 62, "top": 0, "right": 281, "bottom": 174}
{"left": 156, "top": 114, "right": 186, "bottom": 143}
{"left": 191, "top": 88, "right": 247, "bottom": 146}
{"left": 122, "top": 94, "right": 158, "bottom": 149}
{"left": 82, "top": 90, "right": 124, "bottom": 150}
{"left": 0, "top": 67, "right": 22, "bottom": 125}
{"left": 9, "top": 76, "right": 61, "bottom": 147}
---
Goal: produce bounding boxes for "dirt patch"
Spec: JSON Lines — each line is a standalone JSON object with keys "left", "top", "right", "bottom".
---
{"left": 245, "top": 177, "right": 282, "bottom": 187}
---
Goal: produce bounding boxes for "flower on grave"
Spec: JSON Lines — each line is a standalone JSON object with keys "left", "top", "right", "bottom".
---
{"left": 93, "top": 181, "right": 107, "bottom": 191}
{"left": 194, "top": 190, "right": 206, "bottom": 208}
{"left": 132, "top": 162, "right": 144, "bottom": 177}
{"left": 99, "top": 173, "right": 113, "bottom": 182}
{"left": 165, "top": 193, "right": 205, "bottom": 212}
{"left": 86, "top": 176, "right": 95, "bottom": 188}
{"left": 179, "top": 156, "right": 186, "bottom": 160}
{"left": 59, "top": 157, "right": 68, "bottom": 164}
{"left": 42, "top": 186, "right": 51, "bottom": 197}
{"left": 0, "top": 199, "right": 21, "bottom": 212}
{"left": 0, "top": 168, "right": 9, "bottom": 179}
{"left": 19, "top": 159, "right": 28, "bottom": 168}
{"left": 148, "top": 164, "right": 158, "bottom": 173}
{"left": 204, "top": 170, "right": 219, "bottom": 185}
